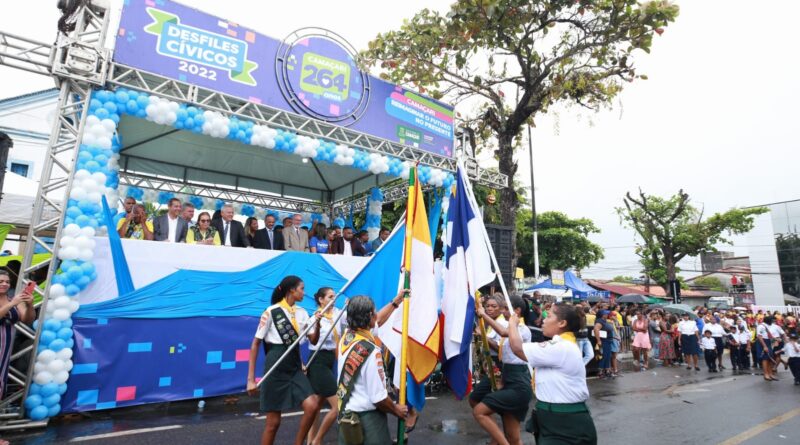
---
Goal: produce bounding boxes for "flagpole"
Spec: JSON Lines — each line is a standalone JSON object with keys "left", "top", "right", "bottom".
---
{"left": 258, "top": 216, "right": 407, "bottom": 386}
{"left": 304, "top": 215, "right": 407, "bottom": 369}
{"left": 475, "top": 294, "right": 497, "bottom": 391}
{"left": 397, "top": 167, "right": 417, "bottom": 445}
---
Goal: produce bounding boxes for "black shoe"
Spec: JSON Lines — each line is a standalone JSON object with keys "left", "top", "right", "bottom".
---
{"left": 720, "top": 365, "right": 726, "bottom": 370}
{"left": 794, "top": 381, "right": 800, "bottom": 385}
{"left": 695, "top": 367, "right": 700, "bottom": 371}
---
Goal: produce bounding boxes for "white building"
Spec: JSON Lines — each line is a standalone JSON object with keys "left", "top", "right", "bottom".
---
{"left": 0, "top": 89, "right": 59, "bottom": 181}
{"left": 745, "top": 200, "right": 800, "bottom": 306}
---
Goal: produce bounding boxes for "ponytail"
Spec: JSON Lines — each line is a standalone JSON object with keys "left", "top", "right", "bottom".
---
{"left": 314, "top": 287, "right": 334, "bottom": 307}
{"left": 271, "top": 275, "right": 303, "bottom": 305}
{"left": 554, "top": 303, "right": 585, "bottom": 334}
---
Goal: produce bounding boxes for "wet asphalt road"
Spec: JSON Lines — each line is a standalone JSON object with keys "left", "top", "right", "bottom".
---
{"left": 3, "top": 361, "right": 799, "bottom": 445}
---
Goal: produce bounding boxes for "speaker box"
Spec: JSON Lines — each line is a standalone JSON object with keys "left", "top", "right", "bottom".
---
{"left": 485, "top": 224, "right": 514, "bottom": 289}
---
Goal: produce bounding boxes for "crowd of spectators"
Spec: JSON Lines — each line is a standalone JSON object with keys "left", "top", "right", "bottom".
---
{"left": 115, "top": 196, "right": 389, "bottom": 257}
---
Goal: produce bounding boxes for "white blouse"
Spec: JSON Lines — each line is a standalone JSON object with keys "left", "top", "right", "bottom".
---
{"left": 496, "top": 319, "right": 531, "bottom": 365}
{"left": 309, "top": 308, "right": 345, "bottom": 351}
{"left": 522, "top": 335, "right": 589, "bottom": 404}
{"left": 254, "top": 303, "right": 310, "bottom": 345}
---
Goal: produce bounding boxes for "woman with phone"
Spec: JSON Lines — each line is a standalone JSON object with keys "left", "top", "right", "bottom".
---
{"left": 0, "top": 272, "right": 36, "bottom": 397}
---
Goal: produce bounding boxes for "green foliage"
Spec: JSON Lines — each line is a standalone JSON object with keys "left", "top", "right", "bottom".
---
{"left": 516, "top": 209, "right": 604, "bottom": 276}
{"left": 775, "top": 233, "right": 800, "bottom": 296}
{"left": 691, "top": 276, "right": 725, "bottom": 291}
{"left": 360, "top": 0, "right": 680, "bottom": 279}
{"left": 612, "top": 275, "right": 635, "bottom": 282}
{"left": 616, "top": 189, "right": 768, "bottom": 297}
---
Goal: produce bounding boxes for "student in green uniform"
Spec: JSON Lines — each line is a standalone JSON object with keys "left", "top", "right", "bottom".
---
{"left": 337, "top": 295, "right": 408, "bottom": 445}
{"left": 473, "top": 295, "right": 533, "bottom": 445}
{"left": 306, "top": 287, "right": 344, "bottom": 445}
{"left": 508, "top": 303, "right": 598, "bottom": 445}
{"left": 247, "top": 275, "right": 320, "bottom": 445}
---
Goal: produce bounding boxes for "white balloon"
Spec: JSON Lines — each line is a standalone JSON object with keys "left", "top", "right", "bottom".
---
{"left": 52, "top": 296, "right": 70, "bottom": 310}
{"left": 53, "top": 309, "right": 71, "bottom": 321}
{"left": 97, "top": 137, "right": 112, "bottom": 149}
{"left": 58, "top": 246, "right": 79, "bottom": 261}
{"left": 68, "top": 300, "right": 80, "bottom": 313}
{"left": 70, "top": 187, "right": 88, "bottom": 201}
{"left": 38, "top": 350, "right": 56, "bottom": 363}
{"left": 63, "top": 224, "right": 82, "bottom": 237}
{"left": 86, "top": 115, "right": 100, "bottom": 127}
{"left": 74, "top": 170, "right": 91, "bottom": 181}
{"left": 80, "top": 227, "right": 96, "bottom": 238}
{"left": 77, "top": 249, "right": 94, "bottom": 262}
{"left": 49, "top": 284, "right": 66, "bottom": 298}
{"left": 87, "top": 192, "right": 102, "bottom": 203}
{"left": 63, "top": 359, "right": 73, "bottom": 371}
{"left": 101, "top": 118, "right": 116, "bottom": 132}
{"left": 59, "top": 236, "right": 75, "bottom": 248}
{"left": 45, "top": 303, "right": 55, "bottom": 315}
{"left": 56, "top": 349, "right": 73, "bottom": 361}
{"left": 33, "top": 371, "right": 53, "bottom": 385}
{"left": 46, "top": 359, "right": 65, "bottom": 374}
{"left": 34, "top": 362, "right": 45, "bottom": 374}
{"left": 53, "top": 370, "right": 69, "bottom": 384}
{"left": 91, "top": 172, "right": 107, "bottom": 184}
{"left": 74, "top": 236, "right": 92, "bottom": 250}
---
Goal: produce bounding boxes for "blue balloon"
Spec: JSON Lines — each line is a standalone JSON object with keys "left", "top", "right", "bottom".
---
{"left": 174, "top": 120, "right": 185, "bottom": 130}
{"left": 24, "top": 395, "right": 43, "bottom": 410}
{"left": 74, "top": 215, "right": 91, "bottom": 227}
{"left": 89, "top": 99, "right": 102, "bottom": 111}
{"left": 94, "top": 154, "right": 109, "bottom": 165}
{"left": 94, "top": 108, "right": 109, "bottom": 120}
{"left": 65, "top": 339, "right": 74, "bottom": 349}
{"left": 136, "top": 109, "right": 147, "bottom": 119}
{"left": 136, "top": 94, "right": 150, "bottom": 108}
{"left": 115, "top": 90, "right": 129, "bottom": 104}
{"left": 32, "top": 320, "right": 39, "bottom": 330}
{"left": 29, "top": 405, "right": 48, "bottom": 420}
{"left": 184, "top": 117, "right": 195, "bottom": 129}
{"left": 49, "top": 339, "right": 66, "bottom": 352}
{"left": 126, "top": 100, "right": 139, "bottom": 114}
{"left": 78, "top": 151, "right": 92, "bottom": 162}
{"left": 84, "top": 161, "right": 100, "bottom": 173}
{"left": 176, "top": 108, "right": 188, "bottom": 121}
{"left": 43, "top": 393, "right": 60, "bottom": 407}
{"left": 40, "top": 330, "right": 56, "bottom": 345}
{"left": 66, "top": 206, "right": 82, "bottom": 219}
{"left": 110, "top": 114, "right": 120, "bottom": 125}
{"left": 102, "top": 101, "right": 117, "bottom": 114}
{"left": 76, "top": 276, "right": 92, "bottom": 289}
{"left": 65, "top": 284, "right": 80, "bottom": 296}
{"left": 29, "top": 383, "right": 42, "bottom": 395}
{"left": 44, "top": 319, "right": 61, "bottom": 332}
{"left": 61, "top": 319, "right": 73, "bottom": 329}
{"left": 47, "top": 404, "right": 61, "bottom": 417}
{"left": 57, "top": 327, "right": 73, "bottom": 340}
{"left": 58, "top": 384, "right": 67, "bottom": 395}
{"left": 40, "top": 382, "right": 59, "bottom": 397}
{"left": 66, "top": 266, "right": 83, "bottom": 281}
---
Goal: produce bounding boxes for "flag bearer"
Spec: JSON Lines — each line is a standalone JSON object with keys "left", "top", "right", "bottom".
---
{"left": 336, "top": 296, "right": 407, "bottom": 445}
{"left": 473, "top": 295, "right": 534, "bottom": 445}
{"left": 508, "top": 303, "right": 598, "bottom": 445}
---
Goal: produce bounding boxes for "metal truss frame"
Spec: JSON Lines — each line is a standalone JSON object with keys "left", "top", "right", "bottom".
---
{"left": 0, "top": 3, "right": 111, "bottom": 429}
{"left": 106, "top": 64, "right": 508, "bottom": 189}
{"left": 119, "top": 171, "right": 328, "bottom": 214}
{"left": 331, "top": 180, "right": 412, "bottom": 214}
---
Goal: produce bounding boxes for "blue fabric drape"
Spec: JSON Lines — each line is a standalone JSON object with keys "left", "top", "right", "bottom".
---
{"left": 102, "top": 196, "right": 135, "bottom": 296}
{"left": 75, "top": 251, "right": 348, "bottom": 319}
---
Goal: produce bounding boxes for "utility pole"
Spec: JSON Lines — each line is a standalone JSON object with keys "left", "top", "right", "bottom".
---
{"left": 527, "top": 125, "right": 539, "bottom": 282}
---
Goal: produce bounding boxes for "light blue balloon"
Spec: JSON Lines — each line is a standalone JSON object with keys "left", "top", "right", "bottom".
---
{"left": 29, "top": 405, "right": 48, "bottom": 420}
{"left": 61, "top": 319, "right": 73, "bottom": 329}
{"left": 47, "top": 404, "right": 60, "bottom": 417}
{"left": 115, "top": 90, "right": 129, "bottom": 104}
{"left": 94, "top": 108, "right": 109, "bottom": 120}
{"left": 49, "top": 339, "right": 66, "bottom": 352}
{"left": 44, "top": 319, "right": 61, "bottom": 332}
{"left": 76, "top": 275, "right": 92, "bottom": 289}
{"left": 58, "top": 383, "right": 67, "bottom": 395}
{"left": 39, "top": 330, "right": 56, "bottom": 345}
{"left": 65, "top": 284, "right": 80, "bottom": 296}
{"left": 67, "top": 266, "right": 83, "bottom": 281}
{"left": 40, "top": 382, "right": 59, "bottom": 397}
{"left": 29, "top": 383, "right": 42, "bottom": 395}
{"left": 43, "top": 393, "right": 60, "bottom": 407}
{"left": 24, "top": 395, "right": 43, "bottom": 409}
{"left": 57, "top": 328, "right": 73, "bottom": 340}
{"left": 136, "top": 94, "right": 150, "bottom": 108}
{"left": 126, "top": 100, "right": 139, "bottom": 114}
{"left": 65, "top": 339, "right": 74, "bottom": 349}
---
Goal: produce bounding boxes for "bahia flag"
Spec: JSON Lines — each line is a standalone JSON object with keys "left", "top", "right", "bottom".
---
{"left": 441, "top": 163, "right": 496, "bottom": 399}
{"left": 378, "top": 166, "right": 441, "bottom": 385}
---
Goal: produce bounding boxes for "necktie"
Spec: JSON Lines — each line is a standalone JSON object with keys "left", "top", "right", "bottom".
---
{"left": 224, "top": 221, "right": 229, "bottom": 245}
{"left": 268, "top": 230, "right": 273, "bottom": 249}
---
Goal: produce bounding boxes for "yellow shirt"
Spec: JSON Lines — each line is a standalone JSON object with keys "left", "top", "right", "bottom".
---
{"left": 116, "top": 218, "right": 153, "bottom": 240}
{"left": 585, "top": 313, "right": 596, "bottom": 327}
{"left": 186, "top": 229, "right": 221, "bottom": 245}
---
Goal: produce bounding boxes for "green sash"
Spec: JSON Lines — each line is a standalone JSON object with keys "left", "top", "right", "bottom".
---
{"left": 336, "top": 336, "right": 376, "bottom": 420}
{"left": 271, "top": 307, "right": 300, "bottom": 362}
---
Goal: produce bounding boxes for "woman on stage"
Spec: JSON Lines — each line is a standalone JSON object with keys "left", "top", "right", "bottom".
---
{"left": 306, "top": 287, "right": 343, "bottom": 445}
{"left": 247, "top": 275, "right": 319, "bottom": 445}
{"left": 473, "top": 295, "right": 533, "bottom": 445}
{"left": 508, "top": 303, "right": 597, "bottom": 445}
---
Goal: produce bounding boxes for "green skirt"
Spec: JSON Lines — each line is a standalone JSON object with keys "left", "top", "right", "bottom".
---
{"left": 337, "top": 410, "right": 390, "bottom": 445}
{"left": 528, "top": 401, "right": 597, "bottom": 445}
{"left": 260, "top": 343, "right": 313, "bottom": 412}
{"left": 481, "top": 364, "right": 533, "bottom": 421}
{"left": 307, "top": 349, "right": 337, "bottom": 398}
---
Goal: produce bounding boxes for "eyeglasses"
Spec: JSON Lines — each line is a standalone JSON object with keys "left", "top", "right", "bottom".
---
{"left": 199, "top": 219, "right": 211, "bottom": 223}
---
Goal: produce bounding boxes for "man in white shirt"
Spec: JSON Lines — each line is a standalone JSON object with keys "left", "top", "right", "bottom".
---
{"left": 181, "top": 202, "right": 195, "bottom": 228}
{"left": 211, "top": 204, "right": 249, "bottom": 247}
{"left": 700, "top": 330, "right": 719, "bottom": 372}
{"left": 153, "top": 198, "right": 188, "bottom": 242}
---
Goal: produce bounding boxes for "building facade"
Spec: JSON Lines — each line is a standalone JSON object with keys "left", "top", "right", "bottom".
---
{"left": 746, "top": 199, "right": 800, "bottom": 305}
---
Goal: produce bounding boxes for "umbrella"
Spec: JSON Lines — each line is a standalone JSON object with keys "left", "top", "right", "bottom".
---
{"left": 617, "top": 294, "right": 660, "bottom": 304}
{"left": 586, "top": 295, "right": 605, "bottom": 303}
{"left": 662, "top": 303, "right": 698, "bottom": 319}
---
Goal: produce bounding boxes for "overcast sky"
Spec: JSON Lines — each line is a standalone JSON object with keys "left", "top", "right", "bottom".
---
{"left": 2, "top": 0, "right": 798, "bottom": 279}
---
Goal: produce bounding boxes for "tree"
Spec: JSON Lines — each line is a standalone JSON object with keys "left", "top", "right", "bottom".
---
{"left": 361, "top": 0, "right": 679, "bottom": 276}
{"left": 616, "top": 189, "right": 767, "bottom": 299}
{"left": 516, "top": 210, "right": 604, "bottom": 276}
{"left": 612, "top": 275, "right": 635, "bottom": 282}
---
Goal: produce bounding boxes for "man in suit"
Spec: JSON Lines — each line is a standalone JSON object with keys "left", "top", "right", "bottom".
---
{"left": 284, "top": 213, "right": 309, "bottom": 252}
{"left": 212, "top": 204, "right": 249, "bottom": 248}
{"left": 153, "top": 198, "right": 188, "bottom": 243}
{"left": 330, "top": 227, "right": 366, "bottom": 256}
{"left": 252, "top": 214, "right": 284, "bottom": 250}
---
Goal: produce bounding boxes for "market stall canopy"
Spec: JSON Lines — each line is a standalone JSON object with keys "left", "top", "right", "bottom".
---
{"left": 617, "top": 294, "right": 661, "bottom": 304}
{"left": 0, "top": 172, "right": 61, "bottom": 231}
{"left": 525, "top": 269, "right": 606, "bottom": 299}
